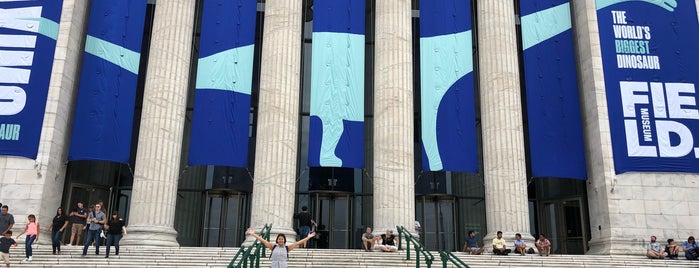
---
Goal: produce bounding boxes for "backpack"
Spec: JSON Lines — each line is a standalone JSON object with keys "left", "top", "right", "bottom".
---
{"left": 526, "top": 248, "right": 535, "bottom": 254}
{"left": 271, "top": 245, "right": 289, "bottom": 259}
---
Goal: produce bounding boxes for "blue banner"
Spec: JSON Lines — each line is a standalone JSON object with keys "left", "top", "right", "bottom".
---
{"left": 597, "top": 0, "right": 699, "bottom": 173}
{"left": 68, "top": 0, "right": 148, "bottom": 163}
{"left": 308, "top": 0, "right": 365, "bottom": 168}
{"left": 520, "top": 0, "right": 587, "bottom": 179}
{"left": 0, "top": 0, "right": 63, "bottom": 159}
{"left": 188, "top": 0, "right": 257, "bottom": 167}
{"left": 419, "top": 0, "right": 477, "bottom": 172}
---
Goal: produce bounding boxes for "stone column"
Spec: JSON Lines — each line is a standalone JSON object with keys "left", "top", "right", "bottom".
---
{"left": 245, "top": 0, "right": 303, "bottom": 244}
{"left": 372, "top": 0, "right": 415, "bottom": 234}
{"left": 477, "top": 0, "right": 534, "bottom": 244}
{"left": 120, "top": 0, "right": 196, "bottom": 247}
{"left": 0, "top": 0, "right": 89, "bottom": 243}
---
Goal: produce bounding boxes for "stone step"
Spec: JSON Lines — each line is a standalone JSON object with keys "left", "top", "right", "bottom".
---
{"left": 4, "top": 246, "right": 698, "bottom": 267}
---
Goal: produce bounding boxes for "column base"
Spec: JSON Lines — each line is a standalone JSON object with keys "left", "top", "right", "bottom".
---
{"left": 120, "top": 225, "right": 179, "bottom": 247}
{"left": 242, "top": 227, "right": 297, "bottom": 247}
{"left": 587, "top": 236, "right": 645, "bottom": 255}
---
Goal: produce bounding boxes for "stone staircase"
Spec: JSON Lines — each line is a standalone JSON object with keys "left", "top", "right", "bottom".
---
{"left": 5, "top": 245, "right": 698, "bottom": 267}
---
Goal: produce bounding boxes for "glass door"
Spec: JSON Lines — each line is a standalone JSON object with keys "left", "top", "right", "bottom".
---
{"left": 417, "top": 196, "right": 456, "bottom": 251}
{"left": 538, "top": 198, "right": 587, "bottom": 254}
{"left": 202, "top": 190, "right": 249, "bottom": 247}
{"left": 67, "top": 183, "right": 111, "bottom": 212}
{"left": 65, "top": 184, "right": 111, "bottom": 245}
{"left": 312, "top": 193, "right": 352, "bottom": 249}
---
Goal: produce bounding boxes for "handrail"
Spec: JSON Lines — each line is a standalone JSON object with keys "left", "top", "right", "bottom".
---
{"left": 439, "top": 251, "right": 470, "bottom": 268}
{"left": 228, "top": 223, "right": 273, "bottom": 268}
{"left": 396, "top": 225, "right": 434, "bottom": 268}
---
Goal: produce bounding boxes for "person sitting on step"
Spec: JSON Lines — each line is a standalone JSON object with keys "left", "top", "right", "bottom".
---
{"left": 535, "top": 234, "right": 551, "bottom": 256}
{"left": 462, "top": 230, "right": 485, "bottom": 255}
{"left": 492, "top": 231, "right": 511, "bottom": 256}
{"left": 361, "top": 227, "right": 377, "bottom": 251}
{"left": 377, "top": 229, "right": 399, "bottom": 252}
{"left": 513, "top": 233, "right": 527, "bottom": 256}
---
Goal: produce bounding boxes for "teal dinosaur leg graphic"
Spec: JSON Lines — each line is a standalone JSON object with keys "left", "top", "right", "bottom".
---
{"left": 310, "top": 32, "right": 365, "bottom": 167}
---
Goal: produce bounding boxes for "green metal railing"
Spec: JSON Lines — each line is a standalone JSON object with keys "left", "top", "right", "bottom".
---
{"left": 396, "top": 225, "right": 434, "bottom": 268}
{"left": 228, "top": 224, "right": 273, "bottom": 268}
{"left": 439, "top": 251, "right": 470, "bottom": 268}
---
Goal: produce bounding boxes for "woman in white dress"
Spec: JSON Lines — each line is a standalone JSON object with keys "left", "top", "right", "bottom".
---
{"left": 246, "top": 227, "right": 316, "bottom": 268}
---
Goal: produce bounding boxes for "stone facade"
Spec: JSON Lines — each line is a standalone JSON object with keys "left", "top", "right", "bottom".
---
{"left": 0, "top": 0, "right": 697, "bottom": 254}
{"left": 0, "top": 0, "right": 88, "bottom": 241}
{"left": 572, "top": 0, "right": 699, "bottom": 255}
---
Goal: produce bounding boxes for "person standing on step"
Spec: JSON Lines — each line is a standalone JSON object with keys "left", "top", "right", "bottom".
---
{"left": 68, "top": 202, "right": 87, "bottom": 246}
{"left": 0, "top": 206, "right": 14, "bottom": 237}
{"left": 47, "top": 207, "right": 69, "bottom": 255}
{"left": 0, "top": 231, "right": 17, "bottom": 268}
{"left": 15, "top": 214, "right": 39, "bottom": 263}
{"left": 293, "top": 206, "right": 313, "bottom": 248}
{"left": 246, "top": 227, "right": 315, "bottom": 268}
{"left": 104, "top": 211, "right": 127, "bottom": 258}
{"left": 82, "top": 203, "right": 106, "bottom": 256}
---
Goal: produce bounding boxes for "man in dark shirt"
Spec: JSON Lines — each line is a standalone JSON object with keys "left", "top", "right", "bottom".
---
{"left": 0, "top": 206, "right": 14, "bottom": 236}
{"left": 378, "top": 229, "right": 398, "bottom": 252}
{"left": 293, "top": 206, "right": 313, "bottom": 248}
{"left": 462, "top": 230, "right": 484, "bottom": 255}
{"left": 68, "top": 202, "right": 87, "bottom": 246}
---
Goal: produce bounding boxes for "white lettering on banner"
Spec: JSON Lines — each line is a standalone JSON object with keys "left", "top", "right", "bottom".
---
{"left": 610, "top": 10, "right": 660, "bottom": 70}
{"left": 0, "top": 86, "right": 27, "bottom": 115}
{"left": 624, "top": 119, "right": 657, "bottom": 157}
{"left": 620, "top": 81, "right": 699, "bottom": 158}
{"left": 656, "top": 121, "right": 693, "bottom": 157}
{"left": 0, "top": 5, "right": 43, "bottom": 117}
{"left": 666, "top": 83, "right": 699, "bottom": 119}
{"left": 640, "top": 108, "right": 651, "bottom": 142}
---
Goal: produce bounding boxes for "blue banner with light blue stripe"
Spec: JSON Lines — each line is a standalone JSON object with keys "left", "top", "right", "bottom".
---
{"left": 308, "top": 0, "right": 365, "bottom": 168}
{"left": 419, "top": 0, "right": 477, "bottom": 172}
{"left": 520, "top": 0, "right": 587, "bottom": 179}
{"left": 188, "top": 0, "right": 257, "bottom": 167}
{"left": 68, "top": 0, "right": 147, "bottom": 163}
{"left": 0, "top": 0, "right": 63, "bottom": 159}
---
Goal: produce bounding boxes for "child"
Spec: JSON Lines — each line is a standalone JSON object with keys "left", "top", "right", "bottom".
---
{"left": 15, "top": 214, "right": 39, "bottom": 263}
{"left": 0, "top": 231, "right": 17, "bottom": 267}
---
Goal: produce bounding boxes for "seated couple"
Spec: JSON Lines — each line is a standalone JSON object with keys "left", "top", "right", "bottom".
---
{"left": 362, "top": 227, "right": 399, "bottom": 252}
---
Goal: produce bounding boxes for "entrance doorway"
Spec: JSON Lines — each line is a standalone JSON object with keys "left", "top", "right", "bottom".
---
{"left": 416, "top": 196, "right": 457, "bottom": 251}
{"left": 538, "top": 198, "right": 587, "bottom": 254}
{"left": 67, "top": 183, "right": 111, "bottom": 212}
{"left": 202, "top": 190, "right": 249, "bottom": 247}
{"left": 311, "top": 193, "right": 352, "bottom": 249}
